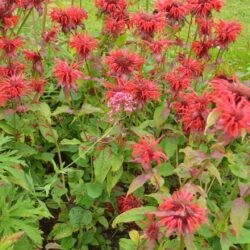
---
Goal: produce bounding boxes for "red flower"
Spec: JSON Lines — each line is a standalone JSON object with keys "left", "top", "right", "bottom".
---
{"left": 215, "top": 20, "right": 241, "bottom": 49}
{"left": 192, "top": 40, "right": 213, "bottom": 58}
{"left": 146, "top": 39, "right": 170, "bottom": 55}
{"left": 214, "top": 94, "right": 250, "bottom": 139}
{"left": 143, "top": 214, "right": 161, "bottom": 250}
{"left": 174, "top": 92, "right": 211, "bottom": 134}
{"left": 54, "top": 60, "right": 83, "bottom": 93}
{"left": 3, "top": 15, "right": 19, "bottom": 29}
{"left": 196, "top": 17, "right": 214, "bottom": 36}
{"left": 50, "top": 7, "right": 88, "bottom": 33}
{"left": 0, "top": 62, "right": 25, "bottom": 77}
{"left": 103, "top": 17, "right": 126, "bottom": 37}
{"left": 166, "top": 70, "right": 190, "bottom": 93}
{"left": 95, "top": 0, "right": 127, "bottom": 13}
{"left": 155, "top": 189, "right": 207, "bottom": 235}
{"left": 0, "top": 36, "right": 24, "bottom": 58}
{"left": 132, "top": 136, "right": 167, "bottom": 171}
{"left": 24, "top": 50, "right": 44, "bottom": 75}
{"left": 117, "top": 194, "right": 141, "bottom": 214}
{"left": 0, "top": 89, "right": 7, "bottom": 107}
{"left": 157, "top": 0, "right": 189, "bottom": 22}
{"left": 31, "top": 78, "right": 46, "bottom": 95}
{"left": 131, "top": 11, "right": 165, "bottom": 40}
{"left": 126, "top": 77, "right": 161, "bottom": 107}
{"left": 70, "top": 33, "right": 98, "bottom": 59}
{"left": 0, "top": 74, "right": 28, "bottom": 101}
{"left": 19, "top": 0, "right": 47, "bottom": 15}
{"left": 106, "top": 49, "right": 144, "bottom": 76}
{"left": 42, "top": 27, "right": 58, "bottom": 44}
{"left": 187, "top": 0, "right": 223, "bottom": 16}
{"left": 179, "top": 58, "right": 204, "bottom": 78}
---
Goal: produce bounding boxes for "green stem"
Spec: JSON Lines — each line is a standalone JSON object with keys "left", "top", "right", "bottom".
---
{"left": 80, "top": 0, "right": 82, "bottom": 7}
{"left": 71, "top": 0, "right": 74, "bottom": 6}
{"left": 42, "top": 0, "right": 48, "bottom": 34}
{"left": 179, "top": 235, "right": 185, "bottom": 250}
{"left": 32, "top": 9, "right": 38, "bottom": 44}
{"left": 17, "top": 8, "right": 33, "bottom": 35}
{"left": 186, "top": 15, "right": 193, "bottom": 43}
{"left": 146, "top": 0, "right": 149, "bottom": 11}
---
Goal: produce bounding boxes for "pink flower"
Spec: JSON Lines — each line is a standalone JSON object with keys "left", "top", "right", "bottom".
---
{"left": 132, "top": 136, "right": 167, "bottom": 171}
{"left": 155, "top": 189, "right": 207, "bottom": 235}
{"left": 106, "top": 49, "right": 144, "bottom": 76}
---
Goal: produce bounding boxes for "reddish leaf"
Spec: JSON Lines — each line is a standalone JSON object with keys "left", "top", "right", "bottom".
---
{"left": 127, "top": 174, "right": 152, "bottom": 195}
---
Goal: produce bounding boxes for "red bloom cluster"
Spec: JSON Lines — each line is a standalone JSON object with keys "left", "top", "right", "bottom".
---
{"left": 106, "top": 49, "right": 144, "bottom": 77}
{"left": 24, "top": 50, "right": 44, "bottom": 76}
{"left": 95, "top": 0, "right": 127, "bottom": 14}
{"left": 155, "top": 189, "right": 207, "bottom": 235}
{"left": 131, "top": 11, "right": 165, "bottom": 40}
{"left": 70, "top": 34, "right": 98, "bottom": 59}
{"left": 53, "top": 60, "right": 83, "bottom": 97}
{"left": 0, "top": 0, "right": 19, "bottom": 30}
{"left": 0, "top": 36, "right": 24, "bottom": 58}
{"left": 211, "top": 77, "right": 250, "bottom": 140}
{"left": 132, "top": 136, "right": 167, "bottom": 171}
{"left": 174, "top": 92, "right": 211, "bottom": 134}
{"left": 215, "top": 20, "right": 241, "bottom": 49}
{"left": 19, "top": 0, "right": 47, "bottom": 15}
{"left": 50, "top": 7, "right": 88, "bottom": 33}
{"left": 117, "top": 194, "right": 141, "bottom": 214}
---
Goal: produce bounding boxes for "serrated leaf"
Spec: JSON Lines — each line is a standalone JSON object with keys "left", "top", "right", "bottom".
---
{"left": 69, "top": 207, "right": 92, "bottom": 228}
{"left": 230, "top": 197, "right": 249, "bottom": 236}
{"left": 127, "top": 174, "right": 151, "bottom": 195}
{"left": 39, "top": 125, "right": 58, "bottom": 144}
{"left": 112, "top": 206, "right": 156, "bottom": 228}
{"left": 94, "top": 148, "right": 112, "bottom": 183}
{"left": 51, "top": 223, "right": 73, "bottom": 240}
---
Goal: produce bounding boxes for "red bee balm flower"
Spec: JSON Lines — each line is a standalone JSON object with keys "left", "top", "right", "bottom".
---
{"left": 19, "top": 0, "right": 47, "bottom": 15}
{"left": 156, "top": 189, "right": 207, "bottom": 235}
{"left": 117, "top": 194, "right": 141, "bottom": 214}
{"left": 132, "top": 136, "right": 168, "bottom": 171}
{"left": 24, "top": 50, "right": 44, "bottom": 75}
{"left": 215, "top": 20, "right": 241, "bottom": 49}
{"left": 70, "top": 34, "right": 98, "bottom": 59}
{"left": 95, "top": 0, "right": 127, "bottom": 13}
{"left": 31, "top": 78, "right": 47, "bottom": 95}
{"left": 131, "top": 11, "right": 165, "bottom": 39}
{"left": 0, "top": 36, "right": 23, "bottom": 58}
{"left": 50, "top": 7, "right": 88, "bottom": 33}
{"left": 0, "top": 74, "right": 28, "bottom": 101}
{"left": 107, "top": 49, "right": 144, "bottom": 76}
{"left": 126, "top": 77, "right": 161, "bottom": 107}
{"left": 54, "top": 60, "right": 83, "bottom": 96}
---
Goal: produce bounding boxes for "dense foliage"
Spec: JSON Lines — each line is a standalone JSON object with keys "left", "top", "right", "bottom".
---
{"left": 0, "top": 0, "right": 249, "bottom": 249}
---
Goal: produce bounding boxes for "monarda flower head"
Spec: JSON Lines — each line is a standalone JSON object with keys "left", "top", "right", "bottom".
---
{"left": 215, "top": 20, "right": 241, "bottom": 49}
{"left": 213, "top": 94, "right": 250, "bottom": 140}
{"left": 95, "top": 0, "right": 127, "bottom": 14}
{"left": 0, "top": 62, "right": 25, "bottom": 77}
{"left": 117, "top": 194, "right": 141, "bottom": 214}
{"left": 155, "top": 189, "right": 207, "bottom": 235}
{"left": 24, "top": 50, "right": 44, "bottom": 76}
{"left": 50, "top": 7, "right": 88, "bottom": 33}
{"left": 192, "top": 40, "right": 213, "bottom": 59}
{"left": 70, "top": 33, "right": 98, "bottom": 59}
{"left": 53, "top": 60, "right": 83, "bottom": 98}
{"left": 131, "top": 11, "right": 165, "bottom": 40}
{"left": 0, "top": 36, "right": 24, "bottom": 58}
{"left": 166, "top": 70, "right": 190, "bottom": 93}
{"left": 125, "top": 77, "right": 161, "bottom": 108}
{"left": 132, "top": 136, "right": 168, "bottom": 171}
{"left": 19, "top": 0, "right": 47, "bottom": 15}
{"left": 156, "top": 0, "right": 189, "bottom": 22}
{"left": 187, "top": 0, "right": 223, "bottom": 17}
{"left": 106, "top": 49, "right": 144, "bottom": 77}
{"left": 0, "top": 74, "right": 29, "bottom": 101}
{"left": 103, "top": 17, "right": 126, "bottom": 37}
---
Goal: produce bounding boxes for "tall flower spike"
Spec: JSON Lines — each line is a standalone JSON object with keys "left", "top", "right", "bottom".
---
{"left": 155, "top": 189, "right": 207, "bottom": 236}
{"left": 132, "top": 136, "right": 167, "bottom": 171}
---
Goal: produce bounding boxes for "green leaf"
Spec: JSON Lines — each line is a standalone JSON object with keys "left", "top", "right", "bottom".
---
{"left": 69, "top": 207, "right": 92, "bottom": 228}
{"left": 112, "top": 206, "right": 156, "bottom": 228}
{"left": 106, "top": 167, "right": 123, "bottom": 195}
{"left": 39, "top": 124, "right": 58, "bottom": 144}
{"left": 127, "top": 174, "right": 152, "bottom": 195}
{"left": 60, "top": 138, "right": 81, "bottom": 145}
{"left": 157, "top": 163, "right": 175, "bottom": 177}
{"left": 0, "top": 232, "right": 24, "bottom": 250}
{"left": 79, "top": 104, "right": 104, "bottom": 115}
{"left": 94, "top": 148, "right": 112, "bottom": 183}
{"left": 29, "top": 102, "right": 51, "bottom": 123}
{"left": 86, "top": 183, "right": 103, "bottom": 199}
{"left": 119, "top": 238, "right": 136, "bottom": 250}
{"left": 51, "top": 223, "right": 73, "bottom": 240}
{"left": 0, "top": 121, "right": 15, "bottom": 135}
{"left": 229, "top": 163, "right": 250, "bottom": 179}
{"left": 230, "top": 197, "right": 249, "bottom": 236}
{"left": 115, "top": 34, "right": 127, "bottom": 47}
{"left": 204, "top": 110, "right": 221, "bottom": 135}
{"left": 206, "top": 163, "right": 222, "bottom": 185}
{"left": 154, "top": 103, "right": 169, "bottom": 128}
{"left": 52, "top": 105, "right": 72, "bottom": 116}
{"left": 162, "top": 137, "right": 178, "bottom": 158}
{"left": 98, "top": 216, "right": 109, "bottom": 229}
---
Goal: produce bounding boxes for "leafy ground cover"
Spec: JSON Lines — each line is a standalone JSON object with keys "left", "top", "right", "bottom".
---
{"left": 0, "top": 0, "right": 249, "bottom": 250}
